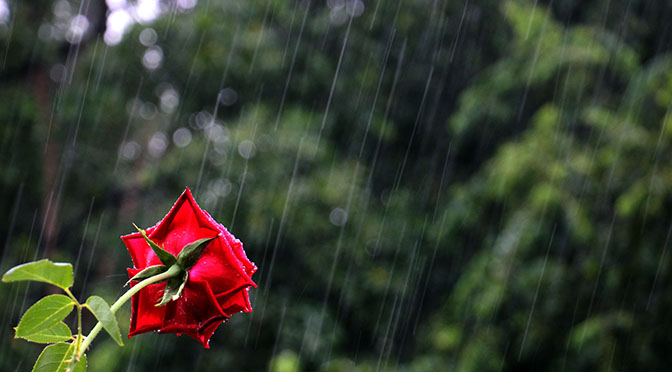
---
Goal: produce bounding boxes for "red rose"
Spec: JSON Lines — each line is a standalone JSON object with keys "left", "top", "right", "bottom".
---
{"left": 121, "top": 188, "right": 257, "bottom": 348}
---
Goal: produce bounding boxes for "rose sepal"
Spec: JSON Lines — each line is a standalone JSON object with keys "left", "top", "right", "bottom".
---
{"left": 156, "top": 271, "right": 188, "bottom": 306}
{"left": 132, "top": 223, "right": 177, "bottom": 266}
{"left": 153, "top": 235, "right": 217, "bottom": 306}
{"left": 175, "top": 235, "right": 218, "bottom": 270}
{"left": 124, "top": 265, "right": 169, "bottom": 287}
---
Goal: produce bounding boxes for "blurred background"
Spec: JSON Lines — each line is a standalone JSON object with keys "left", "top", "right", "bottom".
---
{"left": 2, "top": 0, "right": 672, "bottom": 370}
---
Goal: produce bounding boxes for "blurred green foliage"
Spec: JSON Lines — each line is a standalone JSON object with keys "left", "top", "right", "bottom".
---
{"left": 2, "top": 0, "right": 672, "bottom": 370}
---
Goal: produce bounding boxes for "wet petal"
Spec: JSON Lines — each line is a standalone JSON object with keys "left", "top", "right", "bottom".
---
{"left": 189, "top": 237, "right": 255, "bottom": 295}
{"left": 216, "top": 286, "right": 253, "bottom": 315}
{"left": 218, "top": 224, "right": 258, "bottom": 278}
{"left": 127, "top": 268, "right": 166, "bottom": 337}
{"left": 181, "top": 320, "right": 224, "bottom": 348}
{"left": 148, "top": 189, "right": 214, "bottom": 251}
{"left": 159, "top": 279, "right": 228, "bottom": 336}
{"left": 148, "top": 190, "right": 219, "bottom": 256}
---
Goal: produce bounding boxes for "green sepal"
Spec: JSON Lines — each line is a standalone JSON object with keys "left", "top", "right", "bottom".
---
{"left": 20, "top": 321, "right": 72, "bottom": 344}
{"left": 124, "top": 265, "right": 168, "bottom": 287}
{"left": 156, "top": 271, "right": 188, "bottom": 307}
{"left": 2, "top": 259, "right": 73, "bottom": 290}
{"left": 173, "top": 272, "right": 188, "bottom": 301}
{"left": 32, "top": 342, "right": 87, "bottom": 372}
{"left": 15, "top": 295, "right": 75, "bottom": 340}
{"left": 176, "top": 235, "right": 217, "bottom": 270}
{"left": 133, "top": 223, "right": 177, "bottom": 266}
{"left": 85, "top": 296, "right": 124, "bottom": 346}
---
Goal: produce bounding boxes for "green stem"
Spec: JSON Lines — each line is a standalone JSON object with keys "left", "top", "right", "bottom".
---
{"left": 75, "top": 304, "right": 83, "bottom": 359}
{"left": 76, "top": 265, "right": 181, "bottom": 357}
{"left": 63, "top": 288, "right": 79, "bottom": 303}
{"left": 63, "top": 288, "right": 83, "bottom": 358}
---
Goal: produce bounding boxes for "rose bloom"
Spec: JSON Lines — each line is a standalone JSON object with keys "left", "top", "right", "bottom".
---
{"left": 122, "top": 188, "right": 257, "bottom": 347}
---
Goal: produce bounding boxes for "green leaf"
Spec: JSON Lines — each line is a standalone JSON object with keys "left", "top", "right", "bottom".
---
{"left": 2, "top": 259, "right": 74, "bottom": 290}
{"left": 125, "top": 264, "right": 168, "bottom": 286}
{"left": 85, "top": 296, "right": 123, "bottom": 346}
{"left": 16, "top": 295, "right": 75, "bottom": 339}
{"left": 176, "top": 235, "right": 217, "bottom": 270}
{"left": 20, "top": 321, "right": 72, "bottom": 344}
{"left": 32, "top": 343, "right": 87, "bottom": 372}
{"left": 133, "top": 224, "right": 177, "bottom": 266}
{"left": 156, "top": 271, "right": 188, "bottom": 307}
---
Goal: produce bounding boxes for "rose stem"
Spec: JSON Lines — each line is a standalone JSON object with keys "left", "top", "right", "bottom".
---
{"left": 63, "top": 288, "right": 83, "bottom": 356}
{"left": 76, "top": 264, "right": 182, "bottom": 357}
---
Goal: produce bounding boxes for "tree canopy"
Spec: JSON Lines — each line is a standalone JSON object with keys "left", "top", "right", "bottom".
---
{"left": 1, "top": 0, "right": 672, "bottom": 370}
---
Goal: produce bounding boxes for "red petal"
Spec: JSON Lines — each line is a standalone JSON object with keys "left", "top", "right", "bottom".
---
{"left": 147, "top": 189, "right": 219, "bottom": 256}
{"left": 171, "top": 189, "right": 258, "bottom": 281}
{"left": 189, "top": 236, "right": 256, "bottom": 295}
{"left": 216, "top": 286, "right": 253, "bottom": 315}
{"left": 181, "top": 320, "right": 224, "bottom": 348}
{"left": 127, "top": 268, "right": 166, "bottom": 337}
{"left": 218, "top": 224, "right": 258, "bottom": 279}
{"left": 159, "top": 279, "right": 229, "bottom": 336}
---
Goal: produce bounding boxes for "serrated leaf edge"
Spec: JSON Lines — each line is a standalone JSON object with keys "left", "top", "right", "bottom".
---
{"left": 85, "top": 296, "right": 124, "bottom": 347}
{"left": 2, "top": 259, "right": 73, "bottom": 290}
{"left": 19, "top": 321, "right": 72, "bottom": 344}
{"left": 16, "top": 295, "right": 75, "bottom": 338}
